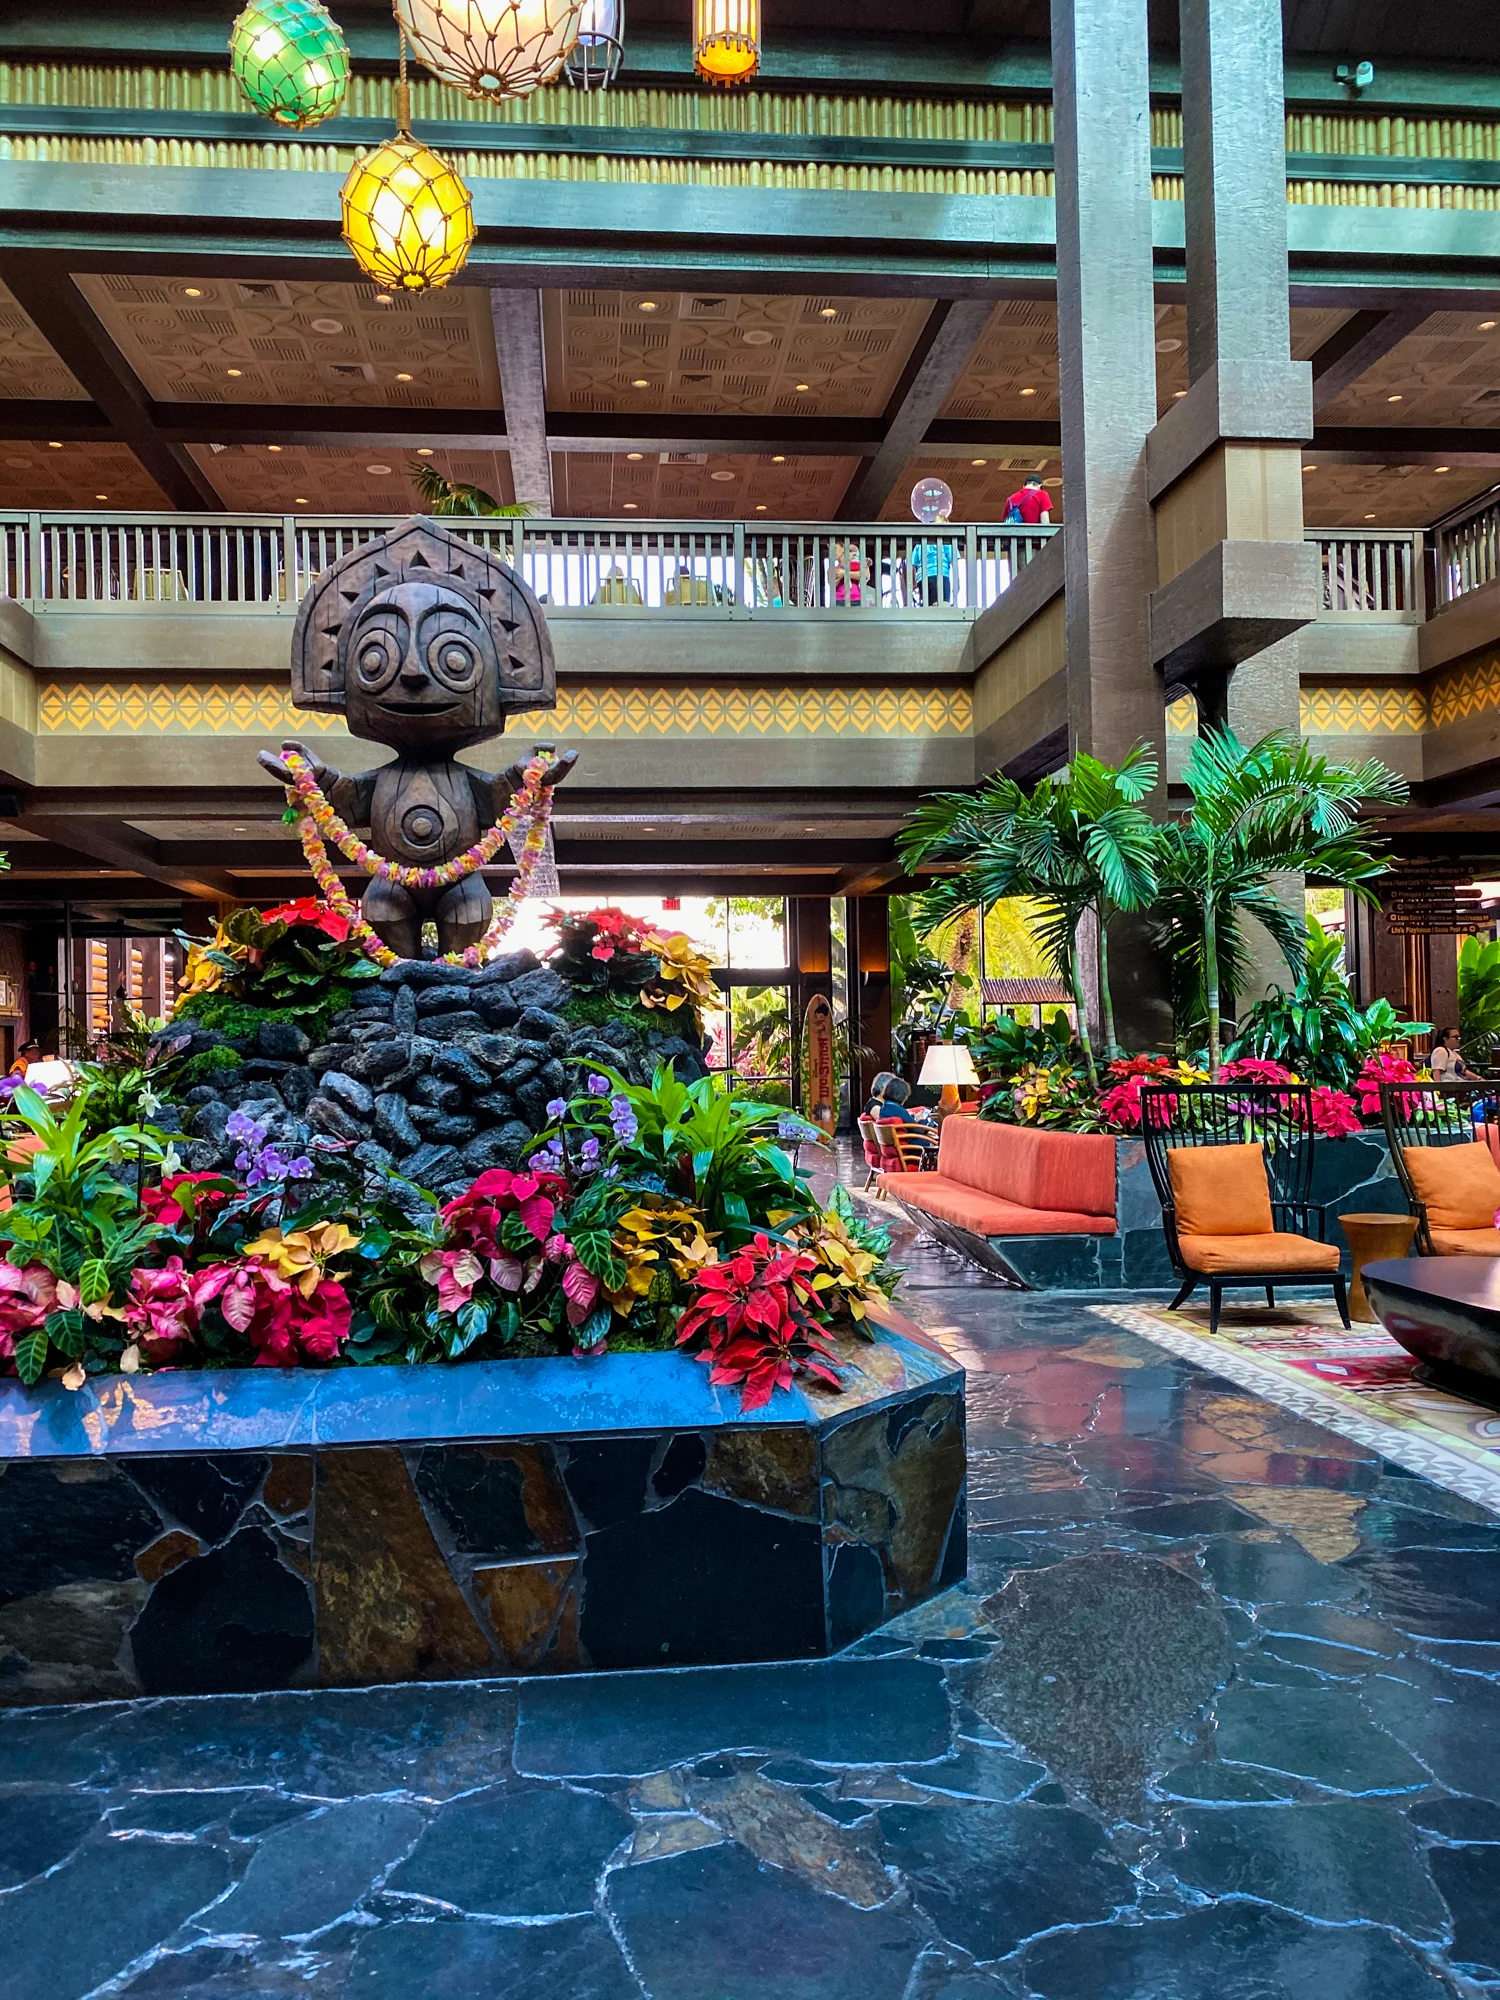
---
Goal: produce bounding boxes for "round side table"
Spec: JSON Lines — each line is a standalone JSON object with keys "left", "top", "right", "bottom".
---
{"left": 1339, "top": 1211, "right": 1419, "bottom": 1323}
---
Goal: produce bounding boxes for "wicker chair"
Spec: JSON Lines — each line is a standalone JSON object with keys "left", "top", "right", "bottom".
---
{"left": 1140, "top": 1083, "right": 1349, "bottom": 1334}
{"left": 1381, "top": 1078, "right": 1500, "bottom": 1255}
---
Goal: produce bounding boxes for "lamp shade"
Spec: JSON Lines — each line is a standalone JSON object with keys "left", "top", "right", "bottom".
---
{"left": 229, "top": 0, "right": 351, "bottom": 130}
{"left": 395, "top": 0, "right": 585, "bottom": 99}
{"left": 341, "top": 126, "right": 475, "bottom": 292}
{"left": 563, "top": 0, "right": 624, "bottom": 88}
{"left": 693, "top": 0, "right": 760, "bottom": 85}
{"left": 917, "top": 1043, "right": 979, "bottom": 1088}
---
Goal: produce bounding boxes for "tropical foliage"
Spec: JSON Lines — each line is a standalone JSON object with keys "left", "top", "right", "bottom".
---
{"left": 899, "top": 746, "right": 1160, "bottom": 1085}
{"left": 1459, "top": 933, "right": 1500, "bottom": 1062}
{"left": 1224, "top": 917, "right": 1428, "bottom": 1089}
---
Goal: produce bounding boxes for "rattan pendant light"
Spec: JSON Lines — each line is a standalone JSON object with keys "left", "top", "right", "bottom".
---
{"left": 340, "top": 27, "right": 475, "bottom": 292}
{"left": 693, "top": 0, "right": 760, "bottom": 85}
{"left": 393, "top": 0, "right": 585, "bottom": 99}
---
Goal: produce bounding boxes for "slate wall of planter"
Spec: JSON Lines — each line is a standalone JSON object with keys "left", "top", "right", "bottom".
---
{"left": 886, "top": 1131, "right": 1406, "bottom": 1292}
{"left": 0, "top": 1324, "right": 965, "bottom": 1705}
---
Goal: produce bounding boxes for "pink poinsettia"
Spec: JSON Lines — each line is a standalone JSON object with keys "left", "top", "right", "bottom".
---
{"left": 124, "top": 1257, "right": 202, "bottom": 1362}
{"left": 1308, "top": 1086, "right": 1362, "bottom": 1138}
{"left": 0, "top": 1260, "right": 58, "bottom": 1361}
{"left": 194, "top": 1259, "right": 352, "bottom": 1367}
{"left": 1218, "top": 1057, "right": 1297, "bottom": 1086}
{"left": 429, "top": 1168, "right": 568, "bottom": 1301}
{"left": 1357, "top": 1049, "right": 1421, "bottom": 1119}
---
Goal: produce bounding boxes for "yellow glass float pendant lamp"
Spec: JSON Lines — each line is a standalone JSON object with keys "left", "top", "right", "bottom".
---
{"left": 694, "top": 0, "right": 760, "bottom": 85}
{"left": 229, "top": 0, "right": 351, "bottom": 130}
{"left": 341, "top": 46, "right": 475, "bottom": 293}
{"left": 394, "top": 0, "right": 586, "bottom": 98}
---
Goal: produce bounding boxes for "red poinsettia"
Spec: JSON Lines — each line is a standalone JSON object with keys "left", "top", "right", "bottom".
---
{"left": 194, "top": 1259, "right": 352, "bottom": 1366}
{"left": 141, "top": 1172, "right": 235, "bottom": 1232}
{"left": 675, "top": 1233, "right": 841, "bottom": 1410}
{"left": 261, "top": 896, "right": 351, "bottom": 943}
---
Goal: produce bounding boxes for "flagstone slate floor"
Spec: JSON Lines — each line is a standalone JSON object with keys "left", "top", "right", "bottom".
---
{"left": 5, "top": 1206, "right": 1500, "bottom": 1999}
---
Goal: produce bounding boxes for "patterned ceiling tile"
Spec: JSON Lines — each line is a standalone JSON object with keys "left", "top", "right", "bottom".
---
{"left": 544, "top": 290, "right": 930, "bottom": 420}
{"left": 74, "top": 276, "right": 501, "bottom": 409}
{"left": 0, "top": 280, "right": 88, "bottom": 402}
{"left": 193, "top": 443, "right": 516, "bottom": 514}
{"left": 552, "top": 452, "right": 858, "bottom": 520}
{"left": 1301, "top": 461, "right": 1496, "bottom": 529}
{"left": 1315, "top": 308, "right": 1500, "bottom": 430}
{"left": 941, "top": 300, "right": 1058, "bottom": 421}
{"left": 0, "top": 440, "right": 167, "bottom": 509}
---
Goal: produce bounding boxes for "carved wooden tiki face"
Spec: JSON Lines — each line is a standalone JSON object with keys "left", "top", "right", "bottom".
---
{"left": 289, "top": 516, "right": 555, "bottom": 754}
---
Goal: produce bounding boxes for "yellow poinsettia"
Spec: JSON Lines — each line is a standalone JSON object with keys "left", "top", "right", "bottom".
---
{"left": 805, "top": 1207, "right": 885, "bottom": 1321}
{"left": 607, "top": 1198, "right": 715, "bottom": 1308}
{"left": 243, "top": 1221, "right": 361, "bottom": 1296}
{"left": 642, "top": 931, "right": 719, "bottom": 1016}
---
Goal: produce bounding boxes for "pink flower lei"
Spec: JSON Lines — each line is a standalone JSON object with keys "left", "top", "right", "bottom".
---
{"left": 282, "top": 749, "right": 557, "bottom": 971}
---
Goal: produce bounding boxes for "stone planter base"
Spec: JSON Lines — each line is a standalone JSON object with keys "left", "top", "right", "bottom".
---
{"left": 891, "top": 1130, "right": 1406, "bottom": 1292}
{"left": 0, "top": 1317, "right": 964, "bottom": 1706}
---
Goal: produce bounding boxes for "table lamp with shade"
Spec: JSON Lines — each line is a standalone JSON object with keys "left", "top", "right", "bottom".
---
{"left": 917, "top": 1042, "right": 978, "bottom": 1120}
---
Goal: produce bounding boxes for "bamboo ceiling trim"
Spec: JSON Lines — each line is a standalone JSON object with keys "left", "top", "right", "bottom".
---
{"left": 0, "top": 64, "right": 1053, "bottom": 142}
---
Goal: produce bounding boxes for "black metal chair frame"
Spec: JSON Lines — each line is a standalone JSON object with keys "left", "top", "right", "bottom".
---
{"left": 1380, "top": 1078, "right": 1500, "bottom": 1255}
{"left": 1139, "top": 1083, "right": 1349, "bottom": 1334}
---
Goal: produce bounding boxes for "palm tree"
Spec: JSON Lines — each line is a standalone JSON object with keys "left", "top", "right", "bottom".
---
{"left": 1158, "top": 726, "right": 1407, "bottom": 1075}
{"left": 898, "top": 746, "right": 1160, "bottom": 1087}
{"left": 408, "top": 461, "right": 533, "bottom": 518}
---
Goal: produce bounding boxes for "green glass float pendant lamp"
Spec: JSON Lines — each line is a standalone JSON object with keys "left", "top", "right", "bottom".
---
{"left": 229, "top": 0, "right": 352, "bottom": 129}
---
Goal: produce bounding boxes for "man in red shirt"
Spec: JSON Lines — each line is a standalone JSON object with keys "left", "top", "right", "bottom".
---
{"left": 1004, "top": 475, "right": 1053, "bottom": 525}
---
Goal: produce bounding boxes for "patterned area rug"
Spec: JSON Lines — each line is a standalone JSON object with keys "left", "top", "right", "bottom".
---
{"left": 1093, "top": 1299, "right": 1500, "bottom": 1515}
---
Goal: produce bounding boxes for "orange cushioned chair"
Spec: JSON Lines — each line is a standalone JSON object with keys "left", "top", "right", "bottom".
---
{"left": 1141, "top": 1084, "right": 1348, "bottom": 1335}
{"left": 1381, "top": 1077, "right": 1500, "bottom": 1256}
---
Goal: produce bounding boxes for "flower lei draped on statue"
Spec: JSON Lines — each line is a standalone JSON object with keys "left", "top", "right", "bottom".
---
{"left": 279, "top": 747, "right": 558, "bottom": 969}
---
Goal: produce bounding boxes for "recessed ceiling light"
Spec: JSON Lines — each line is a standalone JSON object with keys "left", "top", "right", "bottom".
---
{"left": 183, "top": 286, "right": 203, "bottom": 298}
{"left": 310, "top": 317, "right": 344, "bottom": 335}
{"left": 742, "top": 328, "right": 774, "bottom": 346}
{"left": 971, "top": 458, "right": 986, "bottom": 467}
{"left": 233, "top": 825, "right": 247, "bottom": 832}
{"left": 755, "top": 503, "right": 767, "bottom": 510}
{"left": 226, "top": 368, "right": 245, "bottom": 379}
{"left": 3, "top": 456, "right": 27, "bottom": 468}
{"left": 1364, "top": 512, "right": 1376, "bottom": 519}
{"left": 710, "top": 470, "right": 735, "bottom": 482}
{"left": 819, "top": 307, "right": 837, "bottom": 319}
{"left": 1019, "top": 386, "right": 1037, "bottom": 396}
{"left": 417, "top": 446, "right": 434, "bottom": 456}
{"left": 795, "top": 382, "right": 810, "bottom": 391}
{"left": 1173, "top": 389, "right": 1187, "bottom": 398}
{"left": 637, "top": 300, "right": 660, "bottom": 312}
{"left": 626, "top": 452, "right": 644, "bottom": 461}
{"left": 1387, "top": 394, "right": 1403, "bottom": 402}
{"left": 1435, "top": 464, "right": 1451, "bottom": 472}
{"left": 374, "top": 292, "right": 392, "bottom": 306}
{"left": 396, "top": 371, "right": 413, "bottom": 381}
{"left": 365, "top": 463, "right": 392, "bottom": 475}
{"left": 623, "top": 501, "right": 638, "bottom": 509}
{"left": 771, "top": 455, "right": 786, "bottom": 463}
{"left": 95, "top": 492, "right": 107, "bottom": 499}
{"left": 1482, "top": 320, "right": 1497, "bottom": 330}
{"left": 1303, "top": 464, "right": 1317, "bottom": 472}
{"left": 295, "top": 497, "right": 308, "bottom": 504}
{"left": 1155, "top": 337, "right": 1182, "bottom": 352}
{"left": 267, "top": 444, "right": 282, "bottom": 452}
{"left": 632, "top": 378, "right": 649, "bottom": 388}
{"left": 47, "top": 441, "right": 61, "bottom": 449}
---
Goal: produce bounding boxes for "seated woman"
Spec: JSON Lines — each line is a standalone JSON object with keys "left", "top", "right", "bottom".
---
{"left": 865, "top": 1071, "right": 938, "bottom": 1159}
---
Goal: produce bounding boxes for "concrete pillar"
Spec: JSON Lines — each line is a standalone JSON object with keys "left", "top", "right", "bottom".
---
{"left": 1051, "top": 0, "right": 1172, "bottom": 1050}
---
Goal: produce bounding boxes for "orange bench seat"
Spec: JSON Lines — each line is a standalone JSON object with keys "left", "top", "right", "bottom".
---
{"left": 879, "top": 1116, "right": 1116, "bottom": 1237}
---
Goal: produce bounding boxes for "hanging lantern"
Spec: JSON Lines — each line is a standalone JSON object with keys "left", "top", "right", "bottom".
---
{"left": 341, "top": 80, "right": 475, "bottom": 292}
{"left": 693, "top": 0, "right": 759, "bottom": 86}
{"left": 394, "top": 0, "right": 585, "bottom": 99}
{"left": 563, "top": 0, "right": 624, "bottom": 90}
{"left": 229, "top": 0, "right": 351, "bottom": 130}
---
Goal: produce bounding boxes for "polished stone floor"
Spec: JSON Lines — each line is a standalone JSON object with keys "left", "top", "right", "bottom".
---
{"left": 4, "top": 1200, "right": 1500, "bottom": 1998}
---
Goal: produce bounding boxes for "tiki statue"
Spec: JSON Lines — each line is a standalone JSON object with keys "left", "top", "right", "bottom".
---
{"left": 260, "top": 516, "right": 575, "bottom": 958}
